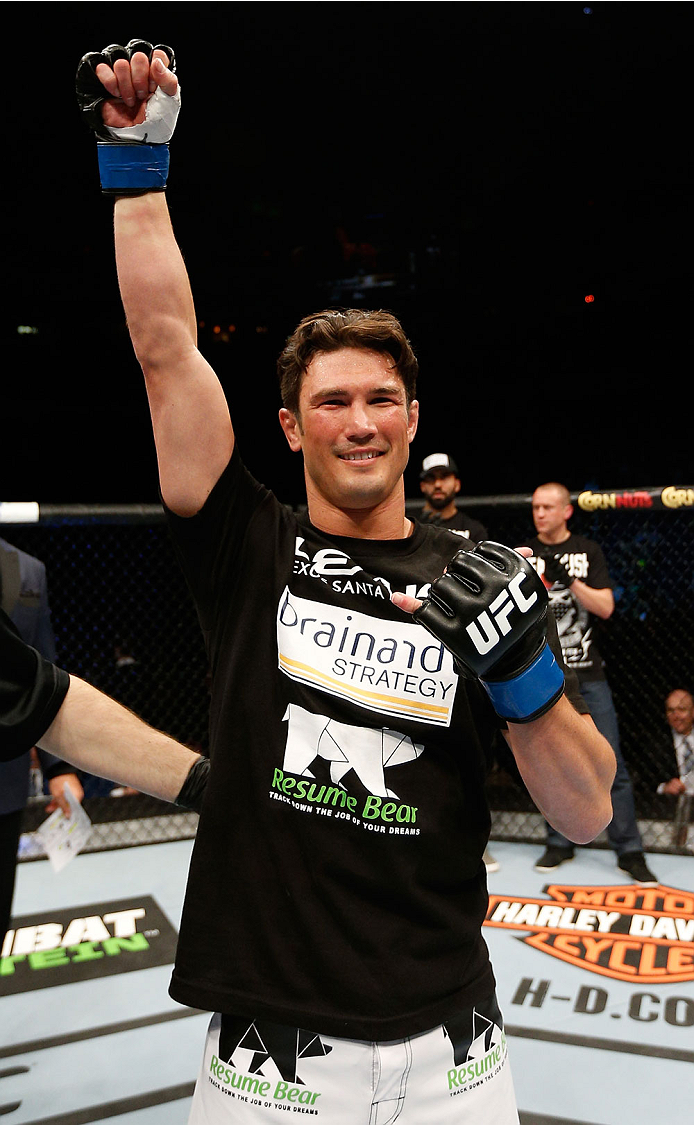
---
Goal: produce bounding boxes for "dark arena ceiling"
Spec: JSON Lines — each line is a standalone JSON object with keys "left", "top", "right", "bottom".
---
{"left": 6, "top": 3, "right": 689, "bottom": 503}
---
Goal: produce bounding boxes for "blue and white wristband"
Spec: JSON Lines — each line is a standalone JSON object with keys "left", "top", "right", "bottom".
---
{"left": 97, "top": 143, "right": 170, "bottom": 193}
{"left": 481, "top": 643, "right": 565, "bottom": 723}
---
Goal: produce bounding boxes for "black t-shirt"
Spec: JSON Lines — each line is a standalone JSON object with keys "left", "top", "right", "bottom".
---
{"left": 528, "top": 533, "right": 612, "bottom": 682}
{"left": 165, "top": 449, "right": 571, "bottom": 1039}
{"left": 419, "top": 507, "right": 488, "bottom": 542}
{"left": 1, "top": 608, "right": 69, "bottom": 761}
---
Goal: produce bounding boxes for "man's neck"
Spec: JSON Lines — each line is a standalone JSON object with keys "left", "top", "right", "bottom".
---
{"left": 537, "top": 528, "right": 571, "bottom": 546}
{"left": 306, "top": 485, "right": 413, "bottom": 540}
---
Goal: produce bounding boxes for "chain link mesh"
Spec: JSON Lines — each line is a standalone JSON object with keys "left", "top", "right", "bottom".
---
{"left": 7, "top": 518, "right": 207, "bottom": 858}
{"left": 416, "top": 496, "right": 694, "bottom": 855}
{"left": 7, "top": 495, "right": 693, "bottom": 858}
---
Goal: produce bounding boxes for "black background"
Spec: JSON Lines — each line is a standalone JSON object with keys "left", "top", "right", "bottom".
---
{"left": 5, "top": 3, "right": 689, "bottom": 506}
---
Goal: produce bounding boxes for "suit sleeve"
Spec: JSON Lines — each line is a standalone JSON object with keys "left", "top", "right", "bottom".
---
{"left": 33, "top": 561, "right": 58, "bottom": 662}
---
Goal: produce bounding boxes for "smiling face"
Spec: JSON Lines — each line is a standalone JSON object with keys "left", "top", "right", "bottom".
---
{"left": 278, "top": 347, "right": 419, "bottom": 536}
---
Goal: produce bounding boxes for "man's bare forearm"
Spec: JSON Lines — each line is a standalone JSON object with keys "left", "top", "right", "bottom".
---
{"left": 115, "top": 193, "right": 198, "bottom": 370}
{"left": 37, "top": 675, "right": 201, "bottom": 803}
{"left": 113, "top": 192, "right": 234, "bottom": 516}
{"left": 506, "top": 695, "right": 616, "bottom": 843}
{"left": 570, "top": 579, "right": 614, "bottom": 620}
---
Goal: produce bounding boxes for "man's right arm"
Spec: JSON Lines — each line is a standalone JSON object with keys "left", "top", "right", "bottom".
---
{"left": 88, "top": 45, "right": 233, "bottom": 516}
{"left": 114, "top": 192, "right": 233, "bottom": 515}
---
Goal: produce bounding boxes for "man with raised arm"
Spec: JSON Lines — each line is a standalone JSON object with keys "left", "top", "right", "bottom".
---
{"left": 76, "top": 41, "right": 615, "bottom": 1124}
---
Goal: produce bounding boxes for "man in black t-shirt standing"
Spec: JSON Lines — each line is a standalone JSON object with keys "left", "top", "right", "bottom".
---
{"left": 0, "top": 539, "right": 84, "bottom": 942}
{"left": 528, "top": 482, "right": 658, "bottom": 885}
{"left": 76, "top": 41, "right": 617, "bottom": 1124}
{"left": 418, "top": 453, "right": 488, "bottom": 541}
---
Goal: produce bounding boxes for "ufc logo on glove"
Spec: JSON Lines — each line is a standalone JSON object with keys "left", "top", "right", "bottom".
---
{"left": 467, "top": 574, "right": 539, "bottom": 656}
{"left": 414, "top": 543, "right": 564, "bottom": 723}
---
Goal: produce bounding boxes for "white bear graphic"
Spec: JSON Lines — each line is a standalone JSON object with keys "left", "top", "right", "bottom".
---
{"left": 282, "top": 704, "right": 424, "bottom": 799}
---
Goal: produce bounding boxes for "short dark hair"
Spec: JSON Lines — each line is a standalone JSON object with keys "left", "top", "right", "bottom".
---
{"left": 277, "top": 308, "right": 419, "bottom": 416}
{"left": 533, "top": 482, "right": 572, "bottom": 507}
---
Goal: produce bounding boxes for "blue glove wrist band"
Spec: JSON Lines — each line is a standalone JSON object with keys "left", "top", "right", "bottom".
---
{"left": 481, "top": 643, "right": 565, "bottom": 723}
{"left": 97, "top": 143, "right": 170, "bottom": 192}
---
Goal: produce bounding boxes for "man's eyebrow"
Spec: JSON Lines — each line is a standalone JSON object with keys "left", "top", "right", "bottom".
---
{"left": 307, "top": 383, "right": 404, "bottom": 404}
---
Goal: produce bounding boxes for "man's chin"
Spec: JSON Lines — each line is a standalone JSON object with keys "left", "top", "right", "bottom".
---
{"left": 338, "top": 486, "right": 392, "bottom": 511}
{"left": 329, "top": 475, "right": 400, "bottom": 512}
{"left": 307, "top": 456, "right": 407, "bottom": 514}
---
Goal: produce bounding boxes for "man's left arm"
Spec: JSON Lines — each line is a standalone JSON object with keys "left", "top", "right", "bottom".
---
{"left": 504, "top": 606, "right": 614, "bottom": 841}
{"left": 544, "top": 547, "right": 614, "bottom": 619}
{"left": 571, "top": 539, "right": 613, "bottom": 619}
{"left": 567, "top": 579, "right": 614, "bottom": 620}
{"left": 393, "top": 542, "right": 615, "bottom": 843}
{"left": 505, "top": 699, "right": 614, "bottom": 842}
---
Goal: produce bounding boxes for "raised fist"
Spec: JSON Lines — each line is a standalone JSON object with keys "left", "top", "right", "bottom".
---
{"left": 76, "top": 39, "right": 180, "bottom": 193}
{"left": 414, "top": 542, "right": 565, "bottom": 722}
{"left": 76, "top": 40, "right": 177, "bottom": 139}
{"left": 540, "top": 553, "right": 574, "bottom": 588}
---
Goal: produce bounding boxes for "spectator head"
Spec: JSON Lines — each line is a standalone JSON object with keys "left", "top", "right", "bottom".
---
{"left": 419, "top": 453, "right": 461, "bottom": 511}
{"left": 532, "top": 482, "right": 573, "bottom": 539}
{"left": 665, "top": 689, "right": 694, "bottom": 736}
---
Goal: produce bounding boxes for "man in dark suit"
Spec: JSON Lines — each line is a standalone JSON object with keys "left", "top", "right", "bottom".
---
{"left": 647, "top": 684, "right": 692, "bottom": 846}
{"left": 0, "top": 537, "right": 84, "bottom": 941}
{"left": 655, "top": 689, "right": 694, "bottom": 798}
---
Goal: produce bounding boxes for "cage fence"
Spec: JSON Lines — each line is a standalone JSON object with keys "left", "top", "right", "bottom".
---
{"left": 412, "top": 485, "right": 694, "bottom": 856}
{"left": 3, "top": 484, "right": 692, "bottom": 859}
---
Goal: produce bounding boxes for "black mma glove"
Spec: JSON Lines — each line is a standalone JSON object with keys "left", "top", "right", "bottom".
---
{"left": 414, "top": 542, "right": 565, "bottom": 723}
{"left": 540, "top": 553, "right": 574, "bottom": 587}
{"left": 76, "top": 39, "right": 179, "bottom": 194}
{"left": 174, "top": 755, "right": 210, "bottom": 813}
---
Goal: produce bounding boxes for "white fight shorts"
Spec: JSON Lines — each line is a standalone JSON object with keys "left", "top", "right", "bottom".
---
{"left": 187, "top": 991, "right": 519, "bottom": 1124}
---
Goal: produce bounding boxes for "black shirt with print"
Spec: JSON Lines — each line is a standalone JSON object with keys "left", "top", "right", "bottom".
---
{"left": 528, "top": 533, "right": 613, "bottom": 682}
{"left": 165, "top": 448, "right": 577, "bottom": 1039}
{"left": 418, "top": 507, "right": 488, "bottom": 543}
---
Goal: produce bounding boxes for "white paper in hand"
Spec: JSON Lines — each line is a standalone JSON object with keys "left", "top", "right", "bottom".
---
{"left": 36, "top": 783, "right": 92, "bottom": 872}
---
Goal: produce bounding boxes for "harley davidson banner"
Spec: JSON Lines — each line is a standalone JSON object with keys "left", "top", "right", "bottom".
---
{"left": 485, "top": 883, "right": 694, "bottom": 984}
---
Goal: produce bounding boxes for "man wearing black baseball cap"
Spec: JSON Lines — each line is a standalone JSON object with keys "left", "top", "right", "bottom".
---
{"left": 419, "top": 453, "right": 488, "bottom": 541}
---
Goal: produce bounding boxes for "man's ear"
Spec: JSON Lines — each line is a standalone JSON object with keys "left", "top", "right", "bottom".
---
{"left": 407, "top": 399, "right": 419, "bottom": 443}
{"left": 453, "top": 478, "right": 461, "bottom": 496}
{"left": 565, "top": 503, "right": 574, "bottom": 522}
{"left": 279, "top": 408, "right": 302, "bottom": 452}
